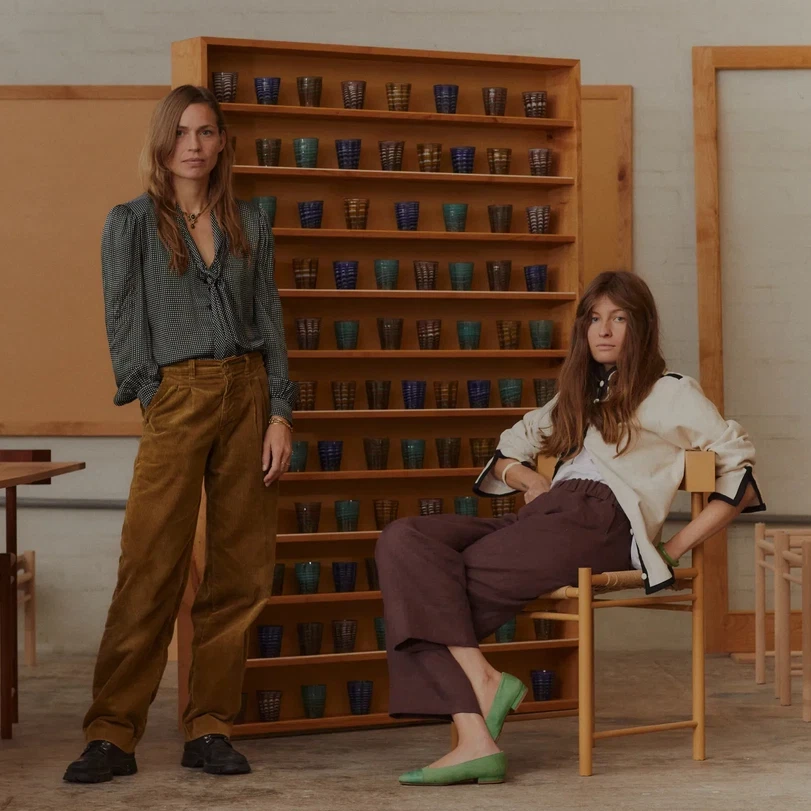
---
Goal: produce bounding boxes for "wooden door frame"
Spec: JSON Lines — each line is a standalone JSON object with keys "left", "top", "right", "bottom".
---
{"left": 692, "top": 46, "right": 807, "bottom": 652}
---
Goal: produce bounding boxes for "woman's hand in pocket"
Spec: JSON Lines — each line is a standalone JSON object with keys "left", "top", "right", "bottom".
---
{"left": 523, "top": 475, "right": 551, "bottom": 505}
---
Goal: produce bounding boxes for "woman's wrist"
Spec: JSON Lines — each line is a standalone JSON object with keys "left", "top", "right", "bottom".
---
{"left": 269, "top": 415, "right": 292, "bottom": 431}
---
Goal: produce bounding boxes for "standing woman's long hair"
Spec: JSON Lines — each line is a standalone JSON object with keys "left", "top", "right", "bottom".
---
{"left": 541, "top": 271, "right": 667, "bottom": 460}
{"left": 139, "top": 84, "right": 250, "bottom": 273}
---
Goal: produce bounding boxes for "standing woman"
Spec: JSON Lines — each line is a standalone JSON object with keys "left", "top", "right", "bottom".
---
{"left": 376, "top": 270, "right": 765, "bottom": 786}
{"left": 64, "top": 85, "right": 296, "bottom": 783}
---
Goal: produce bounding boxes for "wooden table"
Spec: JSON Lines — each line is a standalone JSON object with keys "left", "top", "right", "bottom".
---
{"left": 1, "top": 461, "right": 86, "bottom": 738}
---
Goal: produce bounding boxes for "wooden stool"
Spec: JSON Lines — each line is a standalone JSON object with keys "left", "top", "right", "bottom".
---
{"left": 756, "top": 526, "right": 811, "bottom": 719}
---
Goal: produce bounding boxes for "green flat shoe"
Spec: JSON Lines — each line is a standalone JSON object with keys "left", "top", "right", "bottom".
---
{"left": 398, "top": 752, "right": 507, "bottom": 786}
{"left": 485, "top": 672, "right": 528, "bottom": 741}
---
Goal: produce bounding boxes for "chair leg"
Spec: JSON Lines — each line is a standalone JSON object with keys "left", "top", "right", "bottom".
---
{"left": 691, "top": 539, "right": 706, "bottom": 761}
{"left": 0, "top": 554, "right": 12, "bottom": 739}
{"left": 774, "top": 531, "right": 792, "bottom": 706}
{"left": 22, "top": 551, "right": 36, "bottom": 668}
{"left": 578, "top": 567, "right": 594, "bottom": 777}
{"left": 754, "top": 523, "right": 767, "bottom": 685}
{"left": 802, "top": 542, "right": 811, "bottom": 722}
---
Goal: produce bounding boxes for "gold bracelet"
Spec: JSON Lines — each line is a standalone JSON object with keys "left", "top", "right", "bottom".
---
{"left": 269, "top": 416, "right": 293, "bottom": 431}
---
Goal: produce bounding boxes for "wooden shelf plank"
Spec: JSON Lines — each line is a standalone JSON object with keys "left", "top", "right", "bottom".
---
{"left": 268, "top": 590, "right": 382, "bottom": 605}
{"left": 232, "top": 699, "right": 577, "bottom": 737}
{"left": 204, "top": 38, "right": 579, "bottom": 70}
{"left": 289, "top": 350, "right": 567, "bottom": 359}
{"left": 277, "top": 530, "right": 381, "bottom": 544}
{"left": 279, "top": 289, "right": 576, "bottom": 301}
{"left": 246, "top": 638, "right": 579, "bottom": 669}
{"left": 273, "top": 228, "right": 576, "bottom": 244}
{"left": 232, "top": 713, "right": 430, "bottom": 737}
{"left": 292, "top": 408, "right": 529, "bottom": 420}
{"left": 282, "top": 468, "right": 480, "bottom": 481}
{"left": 234, "top": 165, "right": 574, "bottom": 186}
{"left": 222, "top": 102, "right": 575, "bottom": 130}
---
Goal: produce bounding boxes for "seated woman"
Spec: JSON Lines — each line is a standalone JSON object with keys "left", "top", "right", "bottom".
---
{"left": 376, "top": 270, "right": 765, "bottom": 787}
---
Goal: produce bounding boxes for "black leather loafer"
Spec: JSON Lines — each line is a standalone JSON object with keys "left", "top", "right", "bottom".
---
{"left": 181, "top": 734, "right": 251, "bottom": 775}
{"left": 63, "top": 740, "right": 138, "bottom": 784}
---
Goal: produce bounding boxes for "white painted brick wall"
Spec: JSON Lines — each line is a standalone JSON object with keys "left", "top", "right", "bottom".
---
{"left": 4, "top": 0, "right": 811, "bottom": 652}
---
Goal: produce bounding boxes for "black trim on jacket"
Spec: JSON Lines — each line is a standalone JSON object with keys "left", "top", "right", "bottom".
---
{"left": 707, "top": 465, "right": 766, "bottom": 513}
{"left": 472, "top": 450, "right": 535, "bottom": 497}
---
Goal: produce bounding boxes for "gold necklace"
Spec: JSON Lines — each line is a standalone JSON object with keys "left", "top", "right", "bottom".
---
{"left": 180, "top": 200, "right": 210, "bottom": 230}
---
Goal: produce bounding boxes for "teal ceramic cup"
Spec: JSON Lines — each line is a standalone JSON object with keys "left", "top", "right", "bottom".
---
{"left": 529, "top": 319, "right": 554, "bottom": 349}
{"left": 289, "top": 440, "right": 309, "bottom": 472}
{"left": 495, "top": 617, "right": 517, "bottom": 643}
{"left": 498, "top": 378, "right": 523, "bottom": 407}
{"left": 301, "top": 684, "right": 327, "bottom": 718}
{"left": 457, "top": 320, "right": 482, "bottom": 350}
{"left": 374, "top": 259, "right": 400, "bottom": 290}
{"left": 295, "top": 561, "right": 321, "bottom": 594}
{"left": 400, "top": 438, "right": 426, "bottom": 469}
{"left": 252, "top": 196, "right": 277, "bottom": 227}
{"left": 334, "top": 320, "right": 360, "bottom": 350}
{"left": 334, "top": 499, "right": 361, "bottom": 532}
{"left": 454, "top": 495, "right": 479, "bottom": 516}
{"left": 448, "top": 262, "right": 474, "bottom": 291}
{"left": 293, "top": 137, "right": 319, "bottom": 168}
{"left": 373, "top": 617, "right": 386, "bottom": 650}
{"left": 442, "top": 203, "right": 469, "bottom": 232}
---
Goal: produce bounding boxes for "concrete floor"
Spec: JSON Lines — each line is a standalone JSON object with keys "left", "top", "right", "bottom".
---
{"left": 1, "top": 653, "right": 810, "bottom": 811}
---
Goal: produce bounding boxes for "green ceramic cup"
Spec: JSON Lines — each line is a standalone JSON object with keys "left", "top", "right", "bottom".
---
{"left": 529, "top": 319, "right": 554, "bottom": 349}
{"left": 442, "top": 203, "right": 469, "bottom": 232}
{"left": 457, "top": 320, "right": 482, "bottom": 350}
{"left": 454, "top": 496, "right": 479, "bottom": 516}
{"left": 498, "top": 378, "right": 523, "bottom": 407}
{"left": 448, "top": 261, "right": 474, "bottom": 291}
{"left": 293, "top": 137, "right": 319, "bottom": 168}
{"left": 374, "top": 259, "right": 400, "bottom": 290}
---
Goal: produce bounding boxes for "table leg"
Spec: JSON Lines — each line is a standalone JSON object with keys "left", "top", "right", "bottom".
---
{"left": 5, "top": 486, "right": 18, "bottom": 724}
{"left": 0, "top": 552, "right": 11, "bottom": 738}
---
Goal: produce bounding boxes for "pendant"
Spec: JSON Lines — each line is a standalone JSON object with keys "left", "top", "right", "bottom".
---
{"left": 188, "top": 213, "right": 197, "bottom": 229}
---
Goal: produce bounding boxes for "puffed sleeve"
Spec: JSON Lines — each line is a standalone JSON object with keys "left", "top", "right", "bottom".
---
{"left": 253, "top": 208, "right": 298, "bottom": 422}
{"left": 101, "top": 204, "right": 161, "bottom": 409}
{"left": 473, "top": 395, "right": 558, "bottom": 496}
{"left": 654, "top": 376, "right": 766, "bottom": 512}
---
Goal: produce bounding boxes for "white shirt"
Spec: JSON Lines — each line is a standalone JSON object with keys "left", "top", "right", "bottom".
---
{"left": 551, "top": 446, "right": 641, "bottom": 570}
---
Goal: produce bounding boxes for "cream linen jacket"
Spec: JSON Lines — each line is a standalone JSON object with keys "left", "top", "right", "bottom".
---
{"left": 473, "top": 372, "right": 766, "bottom": 593}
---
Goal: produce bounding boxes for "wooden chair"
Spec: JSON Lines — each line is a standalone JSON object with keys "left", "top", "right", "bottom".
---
{"left": 522, "top": 450, "right": 715, "bottom": 776}
{"left": 755, "top": 525, "right": 811, "bottom": 719}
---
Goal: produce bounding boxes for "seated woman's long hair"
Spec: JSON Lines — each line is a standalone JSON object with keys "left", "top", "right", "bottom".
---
{"left": 139, "top": 84, "right": 250, "bottom": 273}
{"left": 541, "top": 271, "right": 666, "bottom": 459}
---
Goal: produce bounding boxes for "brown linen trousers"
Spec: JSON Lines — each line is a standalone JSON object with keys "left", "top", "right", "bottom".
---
{"left": 376, "top": 479, "right": 632, "bottom": 718}
{"left": 83, "top": 352, "right": 278, "bottom": 751}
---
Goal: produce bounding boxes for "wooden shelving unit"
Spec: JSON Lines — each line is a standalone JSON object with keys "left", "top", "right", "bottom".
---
{"left": 172, "top": 36, "right": 582, "bottom": 737}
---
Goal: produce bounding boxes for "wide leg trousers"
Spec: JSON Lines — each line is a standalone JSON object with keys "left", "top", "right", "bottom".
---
{"left": 83, "top": 352, "right": 277, "bottom": 751}
{"left": 376, "top": 479, "right": 632, "bottom": 718}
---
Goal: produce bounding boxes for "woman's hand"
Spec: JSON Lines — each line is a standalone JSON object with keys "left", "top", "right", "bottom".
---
{"left": 262, "top": 423, "right": 292, "bottom": 485}
{"left": 523, "top": 475, "right": 551, "bottom": 505}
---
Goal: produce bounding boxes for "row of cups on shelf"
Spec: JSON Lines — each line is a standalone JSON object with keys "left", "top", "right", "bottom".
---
{"left": 277, "top": 198, "right": 552, "bottom": 234}
{"left": 293, "top": 378, "right": 557, "bottom": 415}
{"left": 291, "top": 436, "right": 501, "bottom": 473}
{"left": 289, "top": 495, "right": 490, "bottom": 533}
{"left": 294, "top": 317, "right": 554, "bottom": 351}
{"left": 282, "top": 255, "right": 550, "bottom": 292}
{"left": 244, "top": 666, "right": 556, "bottom": 723}
{"left": 291, "top": 494, "right": 518, "bottom": 534}
{"left": 247, "top": 681, "right": 376, "bottom": 723}
{"left": 255, "top": 138, "right": 553, "bottom": 176}
{"left": 213, "top": 72, "right": 550, "bottom": 117}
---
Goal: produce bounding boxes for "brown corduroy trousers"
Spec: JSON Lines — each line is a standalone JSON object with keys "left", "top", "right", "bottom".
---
{"left": 83, "top": 352, "right": 278, "bottom": 751}
{"left": 376, "top": 479, "right": 632, "bottom": 718}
